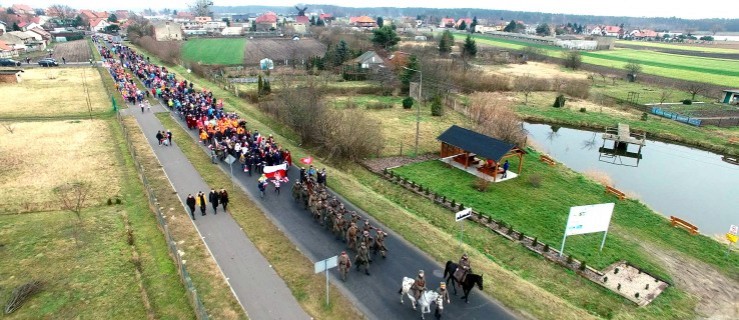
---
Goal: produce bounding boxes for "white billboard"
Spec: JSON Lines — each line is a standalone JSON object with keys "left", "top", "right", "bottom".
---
{"left": 455, "top": 208, "right": 472, "bottom": 222}
{"left": 565, "top": 203, "right": 615, "bottom": 236}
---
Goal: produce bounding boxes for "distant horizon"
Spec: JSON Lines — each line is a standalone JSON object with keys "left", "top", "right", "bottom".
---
{"left": 12, "top": 1, "right": 739, "bottom": 20}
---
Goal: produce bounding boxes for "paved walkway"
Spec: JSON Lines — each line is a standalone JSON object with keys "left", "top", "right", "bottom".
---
{"left": 120, "top": 106, "right": 310, "bottom": 320}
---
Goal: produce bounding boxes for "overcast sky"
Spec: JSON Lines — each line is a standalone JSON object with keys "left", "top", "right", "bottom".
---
{"left": 15, "top": 1, "right": 735, "bottom": 19}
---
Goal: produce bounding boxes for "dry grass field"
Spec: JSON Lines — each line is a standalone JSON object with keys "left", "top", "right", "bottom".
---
{"left": 0, "top": 68, "right": 109, "bottom": 118}
{"left": 0, "top": 120, "right": 120, "bottom": 213}
{"left": 480, "top": 61, "right": 589, "bottom": 80}
{"left": 51, "top": 40, "right": 92, "bottom": 62}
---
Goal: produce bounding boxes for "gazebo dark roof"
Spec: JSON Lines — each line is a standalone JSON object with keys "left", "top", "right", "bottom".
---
{"left": 437, "top": 125, "right": 515, "bottom": 162}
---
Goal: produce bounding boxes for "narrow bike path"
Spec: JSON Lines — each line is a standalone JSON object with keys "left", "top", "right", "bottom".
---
{"left": 165, "top": 111, "right": 518, "bottom": 320}
{"left": 120, "top": 106, "right": 310, "bottom": 320}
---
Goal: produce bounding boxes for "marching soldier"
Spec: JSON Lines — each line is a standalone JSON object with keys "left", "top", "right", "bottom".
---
{"left": 338, "top": 251, "right": 351, "bottom": 281}
{"left": 358, "top": 230, "right": 373, "bottom": 254}
{"left": 411, "top": 270, "right": 426, "bottom": 301}
{"left": 291, "top": 182, "right": 302, "bottom": 202}
{"left": 346, "top": 222, "right": 358, "bottom": 250}
{"left": 333, "top": 213, "right": 344, "bottom": 240}
{"left": 354, "top": 242, "right": 371, "bottom": 276}
{"left": 300, "top": 184, "right": 309, "bottom": 209}
{"left": 362, "top": 219, "right": 373, "bottom": 233}
{"left": 373, "top": 229, "right": 388, "bottom": 259}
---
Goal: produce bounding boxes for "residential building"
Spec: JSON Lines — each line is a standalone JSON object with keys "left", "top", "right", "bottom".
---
{"left": 0, "top": 21, "right": 6, "bottom": 36}
{"left": 0, "top": 40, "right": 19, "bottom": 57}
{"left": 90, "top": 18, "right": 111, "bottom": 32}
{"left": 0, "top": 33, "right": 26, "bottom": 51}
{"left": 8, "top": 30, "right": 44, "bottom": 51}
{"left": 153, "top": 21, "right": 183, "bottom": 41}
{"left": 11, "top": 4, "right": 34, "bottom": 15}
{"left": 255, "top": 12, "right": 278, "bottom": 31}
{"left": 455, "top": 18, "right": 472, "bottom": 29}
{"left": 204, "top": 21, "right": 227, "bottom": 32}
{"left": 194, "top": 16, "right": 212, "bottom": 24}
{"left": 353, "top": 50, "right": 385, "bottom": 69}
{"left": 349, "top": 16, "right": 377, "bottom": 29}
{"left": 439, "top": 18, "right": 455, "bottom": 28}
{"left": 221, "top": 26, "right": 244, "bottom": 36}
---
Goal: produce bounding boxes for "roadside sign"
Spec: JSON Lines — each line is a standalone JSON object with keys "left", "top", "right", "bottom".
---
{"left": 225, "top": 155, "right": 236, "bottom": 165}
{"left": 314, "top": 255, "right": 338, "bottom": 273}
{"left": 730, "top": 225, "right": 738, "bottom": 235}
{"left": 727, "top": 233, "right": 738, "bottom": 243}
{"left": 455, "top": 208, "right": 472, "bottom": 222}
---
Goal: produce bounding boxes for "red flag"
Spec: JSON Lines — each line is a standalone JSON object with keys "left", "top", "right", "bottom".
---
{"left": 300, "top": 156, "right": 313, "bottom": 165}
{"left": 264, "top": 163, "right": 287, "bottom": 180}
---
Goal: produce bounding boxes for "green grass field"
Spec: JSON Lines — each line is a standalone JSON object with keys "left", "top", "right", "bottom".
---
{"left": 182, "top": 38, "right": 246, "bottom": 65}
{"left": 615, "top": 40, "right": 739, "bottom": 54}
{"left": 461, "top": 34, "right": 739, "bottom": 87}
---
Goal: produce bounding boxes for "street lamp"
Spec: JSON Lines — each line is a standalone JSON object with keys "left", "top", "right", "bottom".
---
{"left": 402, "top": 66, "right": 421, "bottom": 157}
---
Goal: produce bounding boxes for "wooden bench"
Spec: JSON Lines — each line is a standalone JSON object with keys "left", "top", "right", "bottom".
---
{"left": 669, "top": 216, "right": 699, "bottom": 235}
{"left": 604, "top": 186, "right": 626, "bottom": 200}
{"left": 540, "top": 154, "right": 555, "bottom": 166}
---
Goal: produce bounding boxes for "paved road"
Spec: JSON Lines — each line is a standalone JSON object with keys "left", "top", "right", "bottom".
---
{"left": 166, "top": 111, "right": 518, "bottom": 320}
{"left": 120, "top": 105, "right": 310, "bottom": 320}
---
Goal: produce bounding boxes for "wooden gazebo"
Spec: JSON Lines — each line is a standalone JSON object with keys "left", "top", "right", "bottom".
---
{"left": 438, "top": 125, "right": 525, "bottom": 182}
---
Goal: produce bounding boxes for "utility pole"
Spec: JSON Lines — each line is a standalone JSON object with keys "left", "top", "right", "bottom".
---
{"left": 403, "top": 66, "right": 422, "bottom": 157}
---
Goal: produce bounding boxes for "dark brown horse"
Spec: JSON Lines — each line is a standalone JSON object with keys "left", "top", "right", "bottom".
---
{"left": 443, "top": 260, "right": 484, "bottom": 303}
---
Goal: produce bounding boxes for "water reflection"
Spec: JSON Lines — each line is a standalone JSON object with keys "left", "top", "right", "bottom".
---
{"left": 526, "top": 123, "right": 738, "bottom": 235}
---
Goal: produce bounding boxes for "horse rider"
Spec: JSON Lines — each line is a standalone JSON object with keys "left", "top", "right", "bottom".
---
{"left": 338, "top": 251, "right": 351, "bottom": 281}
{"left": 411, "top": 270, "right": 426, "bottom": 301}
{"left": 354, "top": 242, "right": 371, "bottom": 275}
{"left": 454, "top": 253, "right": 472, "bottom": 284}
{"left": 373, "top": 229, "right": 388, "bottom": 259}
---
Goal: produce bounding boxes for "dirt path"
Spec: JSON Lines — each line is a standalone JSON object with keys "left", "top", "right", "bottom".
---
{"left": 637, "top": 241, "right": 738, "bottom": 319}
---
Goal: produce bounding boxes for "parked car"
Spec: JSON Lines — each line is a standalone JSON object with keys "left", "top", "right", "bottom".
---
{"left": 38, "top": 58, "right": 58, "bottom": 67}
{"left": 0, "top": 58, "right": 22, "bottom": 67}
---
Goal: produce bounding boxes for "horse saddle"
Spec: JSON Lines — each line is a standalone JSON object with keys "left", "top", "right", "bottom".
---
{"left": 453, "top": 268, "right": 466, "bottom": 282}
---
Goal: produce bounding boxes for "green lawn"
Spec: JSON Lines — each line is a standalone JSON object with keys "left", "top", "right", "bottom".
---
{"left": 615, "top": 40, "right": 739, "bottom": 54}
{"left": 182, "top": 38, "right": 246, "bottom": 65}
{"left": 590, "top": 80, "right": 713, "bottom": 104}
{"left": 391, "top": 159, "right": 738, "bottom": 279}
{"left": 461, "top": 34, "right": 739, "bottom": 87}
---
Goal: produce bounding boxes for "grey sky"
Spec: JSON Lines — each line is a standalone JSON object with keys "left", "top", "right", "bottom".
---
{"left": 17, "top": 0, "right": 735, "bottom": 19}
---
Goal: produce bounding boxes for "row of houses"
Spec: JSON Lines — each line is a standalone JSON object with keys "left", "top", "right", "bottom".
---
{"left": 0, "top": 21, "right": 52, "bottom": 57}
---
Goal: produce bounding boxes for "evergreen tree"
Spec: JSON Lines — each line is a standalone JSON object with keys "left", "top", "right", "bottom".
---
{"left": 258, "top": 75, "right": 264, "bottom": 96}
{"left": 310, "top": 16, "right": 316, "bottom": 25}
{"left": 376, "top": 16, "right": 384, "bottom": 27}
{"left": 439, "top": 30, "right": 453, "bottom": 55}
{"left": 335, "top": 40, "right": 350, "bottom": 65}
{"left": 470, "top": 16, "right": 478, "bottom": 32}
{"left": 371, "top": 25, "right": 400, "bottom": 49}
{"left": 462, "top": 34, "right": 477, "bottom": 58}
{"left": 459, "top": 20, "right": 467, "bottom": 31}
{"left": 536, "top": 23, "right": 551, "bottom": 36}
{"left": 400, "top": 55, "right": 419, "bottom": 93}
{"left": 12, "top": 22, "right": 20, "bottom": 31}
{"left": 316, "top": 19, "right": 325, "bottom": 27}
{"left": 504, "top": 20, "right": 517, "bottom": 32}
{"left": 108, "top": 14, "right": 118, "bottom": 23}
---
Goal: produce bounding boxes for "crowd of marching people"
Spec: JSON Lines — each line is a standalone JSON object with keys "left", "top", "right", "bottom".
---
{"left": 292, "top": 169, "right": 388, "bottom": 279}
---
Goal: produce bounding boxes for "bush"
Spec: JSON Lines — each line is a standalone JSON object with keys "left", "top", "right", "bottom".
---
{"left": 641, "top": 112, "right": 649, "bottom": 121}
{"left": 528, "top": 174, "right": 542, "bottom": 188}
{"left": 635, "top": 292, "right": 640, "bottom": 298}
{"left": 579, "top": 107, "right": 587, "bottom": 113}
{"left": 579, "top": 261, "right": 587, "bottom": 271}
{"left": 562, "top": 50, "right": 582, "bottom": 70}
{"left": 566, "top": 255, "right": 574, "bottom": 264}
{"left": 458, "top": 202, "right": 464, "bottom": 210}
{"left": 107, "top": 198, "right": 113, "bottom": 205}
{"left": 506, "top": 226, "right": 514, "bottom": 235}
{"left": 682, "top": 99, "right": 692, "bottom": 105}
{"left": 402, "top": 97, "right": 414, "bottom": 109}
{"left": 366, "top": 102, "right": 393, "bottom": 110}
{"left": 473, "top": 178, "right": 490, "bottom": 192}
{"left": 603, "top": 276, "right": 608, "bottom": 283}
{"left": 561, "top": 79, "right": 590, "bottom": 99}
{"left": 553, "top": 94, "right": 566, "bottom": 108}
{"left": 115, "top": 198, "right": 122, "bottom": 205}
{"left": 450, "top": 199, "right": 456, "bottom": 207}
{"left": 614, "top": 267, "right": 620, "bottom": 274}
{"left": 430, "top": 95, "right": 443, "bottom": 116}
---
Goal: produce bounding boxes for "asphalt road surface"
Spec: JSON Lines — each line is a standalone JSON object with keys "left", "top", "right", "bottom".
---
{"left": 168, "top": 112, "right": 518, "bottom": 320}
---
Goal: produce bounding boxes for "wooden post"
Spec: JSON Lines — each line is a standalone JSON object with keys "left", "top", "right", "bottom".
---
{"left": 517, "top": 153, "right": 523, "bottom": 174}
{"left": 464, "top": 151, "right": 469, "bottom": 169}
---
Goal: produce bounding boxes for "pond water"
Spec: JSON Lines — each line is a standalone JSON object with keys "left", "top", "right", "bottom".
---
{"left": 525, "top": 123, "right": 738, "bottom": 236}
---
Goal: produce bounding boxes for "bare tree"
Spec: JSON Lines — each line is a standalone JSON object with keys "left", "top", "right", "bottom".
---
{"left": 683, "top": 82, "right": 708, "bottom": 101}
{"left": 2, "top": 122, "right": 15, "bottom": 134}
{"left": 53, "top": 181, "right": 92, "bottom": 220}
{"left": 710, "top": 24, "right": 723, "bottom": 35}
{"left": 47, "top": 4, "right": 77, "bottom": 22}
{"left": 189, "top": 0, "right": 213, "bottom": 17}
{"left": 659, "top": 88, "right": 673, "bottom": 105}
{"left": 515, "top": 74, "right": 536, "bottom": 105}
{"left": 467, "top": 93, "right": 527, "bottom": 146}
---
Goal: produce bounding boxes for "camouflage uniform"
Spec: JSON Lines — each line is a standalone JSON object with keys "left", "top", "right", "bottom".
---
{"left": 411, "top": 271, "right": 426, "bottom": 300}
{"left": 354, "top": 243, "right": 371, "bottom": 275}
{"left": 373, "top": 229, "right": 388, "bottom": 258}
{"left": 333, "top": 213, "right": 345, "bottom": 240}
{"left": 346, "top": 223, "right": 358, "bottom": 250}
{"left": 338, "top": 251, "right": 351, "bottom": 281}
{"left": 291, "top": 182, "right": 301, "bottom": 201}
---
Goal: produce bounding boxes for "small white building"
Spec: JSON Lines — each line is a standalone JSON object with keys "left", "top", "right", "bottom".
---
{"left": 153, "top": 21, "right": 183, "bottom": 41}
{"left": 221, "top": 26, "right": 245, "bottom": 36}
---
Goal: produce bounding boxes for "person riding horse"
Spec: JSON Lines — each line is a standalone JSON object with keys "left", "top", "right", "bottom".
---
{"left": 453, "top": 254, "right": 471, "bottom": 284}
{"left": 411, "top": 270, "right": 427, "bottom": 300}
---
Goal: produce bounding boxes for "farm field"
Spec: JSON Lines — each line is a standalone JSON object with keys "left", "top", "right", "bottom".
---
{"left": 615, "top": 40, "right": 739, "bottom": 53}
{"left": 462, "top": 34, "right": 739, "bottom": 87}
{"left": 0, "top": 68, "right": 109, "bottom": 118}
{"left": 51, "top": 40, "right": 93, "bottom": 62}
{"left": 0, "top": 120, "right": 119, "bottom": 213}
{"left": 182, "top": 38, "right": 246, "bottom": 65}
{"left": 0, "top": 118, "right": 193, "bottom": 318}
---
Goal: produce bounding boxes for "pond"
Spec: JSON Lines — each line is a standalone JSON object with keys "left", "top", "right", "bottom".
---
{"left": 525, "top": 123, "right": 738, "bottom": 236}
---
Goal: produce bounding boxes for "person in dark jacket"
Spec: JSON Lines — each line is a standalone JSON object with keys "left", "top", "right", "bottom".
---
{"left": 155, "top": 130, "right": 164, "bottom": 146}
{"left": 209, "top": 189, "right": 220, "bottom": 214}
{"left": 186, "top": 194, "right": 197, "bottom": 220}
{"left": 197, "top": 191, "right": 206, "bottom": 216}
{"left": 220, "top": 189, "right": 229, "bottom": 212}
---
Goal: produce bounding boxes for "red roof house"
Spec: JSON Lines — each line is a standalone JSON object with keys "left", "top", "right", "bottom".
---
{"left": 350, "top": 16, "right": 377, "bottom": 28}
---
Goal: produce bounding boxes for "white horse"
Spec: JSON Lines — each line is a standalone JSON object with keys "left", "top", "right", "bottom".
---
{"left": 399, "top": 277, "right": 442, "bottom": 319}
